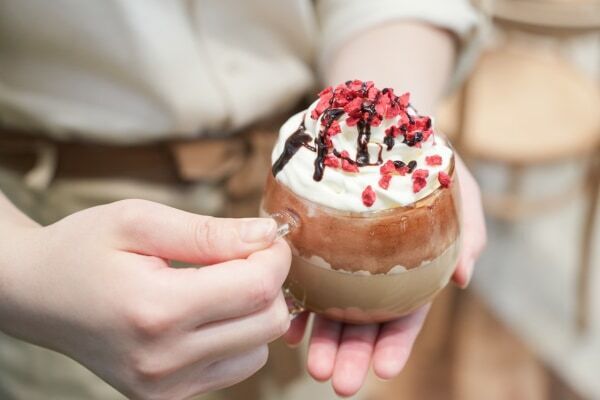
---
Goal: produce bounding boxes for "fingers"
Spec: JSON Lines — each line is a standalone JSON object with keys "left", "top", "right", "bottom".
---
{"left": 157, "top": 292, "right": 289, "bottom": 376}
{"left": 126, "top": 290, "right": 288, "bottom": 389}
{"left": 140, "top": 346, "right": 269, "bottom": 400}
{"left": 305, "top": 307, "right": 430, "bottom": 397}
{"left": 283, "top": 312, "right": 309, "bottom": 347}
{"left": 306, "top": 316, "right": 342, "bottom": 381}
{"left": 105, "top": 199, "right": 277, "bottom": 264}
{"left": 372, "top": 305, "right": 429, "bottom": 380}
{"left": 452, "top": 156, "right": 487, "bottom": 288}
{"left": 196, "top": 345, "right": 269, "bottom": 394}
{"left": 162, "top": 239, "right": 291, "bottom": 326}
{"left": 331, "top": 324, "right": 379, "bottom": 398}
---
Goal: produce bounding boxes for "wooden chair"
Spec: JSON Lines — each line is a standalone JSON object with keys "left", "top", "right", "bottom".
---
{"left": 437, "top": 0, "right": 600, "bottom": 333}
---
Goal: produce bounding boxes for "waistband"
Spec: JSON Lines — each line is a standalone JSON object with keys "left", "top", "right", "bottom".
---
{"left": 0, "top": 125, "right": 278, "bottom": 194}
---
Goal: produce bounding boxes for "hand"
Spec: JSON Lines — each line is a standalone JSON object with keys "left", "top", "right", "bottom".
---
{"left": 451, "top": 156, "right": 487, "bottom": 288}
{"left": 0, "top": 199, "right": 291, "bottom": 400}
{"left": 284, "top": 159, "right": 487, "bottom": 397}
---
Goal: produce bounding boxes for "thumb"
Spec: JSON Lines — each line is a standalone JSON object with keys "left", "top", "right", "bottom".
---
{"left": 107, "top": 200, "right": 277, "bottom": 264}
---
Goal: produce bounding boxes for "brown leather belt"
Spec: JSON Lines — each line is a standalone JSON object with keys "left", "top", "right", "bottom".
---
{"left": 0, "top": 125, "right": 278, "bottom": 197}
{"left": 0, "top": 129, "right": 182, "bottom": 183}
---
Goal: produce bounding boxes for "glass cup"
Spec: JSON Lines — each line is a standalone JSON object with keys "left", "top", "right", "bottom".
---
{"left": 261, "top": 156, "right": 461, "bottom": 324}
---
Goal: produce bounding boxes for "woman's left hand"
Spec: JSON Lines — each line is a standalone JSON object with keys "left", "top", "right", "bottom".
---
{"left": 284, "top": 157, "right": 486, "bottom": 397}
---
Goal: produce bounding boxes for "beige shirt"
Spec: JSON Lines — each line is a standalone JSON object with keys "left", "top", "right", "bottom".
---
{"left": 0, "top": 0, "right": 477, "bottom": 144}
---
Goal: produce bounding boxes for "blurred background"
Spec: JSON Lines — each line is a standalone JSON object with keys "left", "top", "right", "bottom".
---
{"left": 376, "top": 0, "right": 600, "bottom": 398}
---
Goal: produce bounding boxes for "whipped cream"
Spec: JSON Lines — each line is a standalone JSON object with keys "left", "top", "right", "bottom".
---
{"left": 271, "top": 84, "right": 453, "bottom": 212}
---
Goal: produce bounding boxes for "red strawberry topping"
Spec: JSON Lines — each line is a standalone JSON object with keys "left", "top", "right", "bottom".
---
{"left": 412, "top": 169, "right": 429, "bottom": 180}
{"left": 438, "top": 171, "right": 452, "bottom": 188}
{"left": 398, "top": 92, "right": 410, "bottom": 108}
{"left": 425, "top": 155, "right": 442, "bottom": 166}
{"left": 362, "top": 185, "right": 376, "bottom": 207}
{"left": 412, "top": 169, "right": 429, "bottom": 193}
{"left": 378, "top": 174, "right": 392, "bottom": 190}
{"left": 385, "top": 125, "right": 402, "bottom": 138}
{"left": 300, "top": 81, "right": 444, "bottom": 203}
{"left": 339, "top": 151, "right": 359, "bottom": 172}
{"left": 323, "top": 154, "right": 339, "bottom": 168}
{"left": 380, "top": 160, "right": 396, "bottom": 175}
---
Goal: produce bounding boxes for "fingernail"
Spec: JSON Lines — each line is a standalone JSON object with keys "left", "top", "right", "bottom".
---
{"left": 378, "top": 361, "right": 402, "bottom": 380}
{"left": 240, "top": 218, "right": 277, "bottom": 243}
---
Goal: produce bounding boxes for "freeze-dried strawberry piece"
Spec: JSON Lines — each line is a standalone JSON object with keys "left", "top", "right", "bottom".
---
{"left": 413, "top": 178, "right": 427, "bottom": 193}
{"left": 378, "top": 174, "right": 392, "bottom": 190}
{"left": 311, "top": 86, "right": 334, "bottom": 119}
{"left": 347, "top": 79, "right": 364, "bottom": 92}
{"left": 370, "top": 113, "right": 382, "bottom": 127}
{"left": 375, "top": 92, "right": 389, "bottom": 116}
{"left": 398, "top": 111, "right": 410, "bottom": 126}
{"left": 332, "top": 85, "right": 352, "bottom": 107}
{"left": 312, "top": 100, "right": 329, "bottom": 119}
{"left": 338, "top": 151, "right": 358, "bottom": 172}
{"left": 385, "top": 103, "right": 401, "bottom": 119}
{"left": 412, "top": 169, "right": 429, "bottom": 193}
{"left": 380, "top": 160, "right": 396, "bottom": 175}
{"left": 426, "top": 155, "right": 442, "bottom": 166}
{"left": 318, "top": 86, "right": 334, "bottom": 99}
{"left": 340, "top": 150, "right": 350, "bottom": 158}
{"left": 422, "top": 129, "right": 433, "bottom": 141}
{"left": 438, "top": 171, "right": 452, "bottom": 188}
{"left": 377, "top": 88, "right": 403, "bottom": 119}
{"left": 414, "top": 116, "right": 432, "bottom": 130}
{"left": 326, "top": 120, "right": 341, "bottom": 136}
{"left": 342, "top": 159, "right": 359, "bottom": 172}
{"left": 399, "top": 92, "right": 410, "bottom": 108}
{"left": 366, "top": 85, "right": 379, "bottom": 101}
{"left": 412, "top": 169, "right": 429, "bottom": 180}
{"left": 324, "top": 155, "right": 339, "bottom": 168}
{"left": 397, "top": 166, "right": 409, "bottom": 176}
{"left": 362, "top": 185, "right": 376, "bottom": 207}
{"left": 343, "top": 97, "right": 363, "bottom": 116}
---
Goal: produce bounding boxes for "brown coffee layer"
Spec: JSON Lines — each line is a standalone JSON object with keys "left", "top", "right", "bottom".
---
{"left": 262, "top": 172, "right": 461, "bottom": 274}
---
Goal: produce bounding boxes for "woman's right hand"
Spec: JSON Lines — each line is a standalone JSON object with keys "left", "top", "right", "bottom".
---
{"left": 0, "top": 199, "right": 291, "bottom": 400}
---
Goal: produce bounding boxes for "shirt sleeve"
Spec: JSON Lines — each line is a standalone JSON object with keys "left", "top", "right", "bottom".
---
{"left": 316, "top": 0, "right": 480, "bottom": 80}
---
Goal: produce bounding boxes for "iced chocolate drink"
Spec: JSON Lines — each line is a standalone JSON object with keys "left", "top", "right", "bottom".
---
{"left": 261, "top": 80, "right": 460, "bottom": 324}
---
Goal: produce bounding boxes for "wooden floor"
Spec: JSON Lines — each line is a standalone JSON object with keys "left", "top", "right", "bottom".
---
{"left": 363, "top": 288, "right": 585, "bottom": 400}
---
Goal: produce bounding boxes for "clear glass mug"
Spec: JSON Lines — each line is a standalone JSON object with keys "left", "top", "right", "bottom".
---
{"left": 261, "top": 156, "right": 461, "bottom": 324}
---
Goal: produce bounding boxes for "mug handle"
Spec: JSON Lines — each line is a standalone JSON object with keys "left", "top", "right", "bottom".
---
{"left": 269, "top": 210, "right": 305, "bottom": 319}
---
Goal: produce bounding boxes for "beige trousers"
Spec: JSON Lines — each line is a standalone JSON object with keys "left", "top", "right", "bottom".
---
{"left": 0, "top": 165, "right": 313, "bottom": 400}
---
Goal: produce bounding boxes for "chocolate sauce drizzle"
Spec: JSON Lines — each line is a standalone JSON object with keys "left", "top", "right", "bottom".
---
{"left": 355, "top": 82, "right": 382, "bottom": 166}
{"left": 272, "top": 118, "right": 314, "bottom": 176}
{"left": 355, "top": 107, "right": 373, "bottom": 165}
{"left": 383, "top": 135, "right": 395, "bottom": 151}
{"left": 407, "top": 160, "right": 417, "bottom": 173}
{"left": 314, "top": 108, "right": 344, "bottom": 181}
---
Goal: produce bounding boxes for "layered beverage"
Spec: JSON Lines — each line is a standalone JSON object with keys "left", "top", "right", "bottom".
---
{"left": 261, "top": 80, "right": 460, "bottom": 324}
